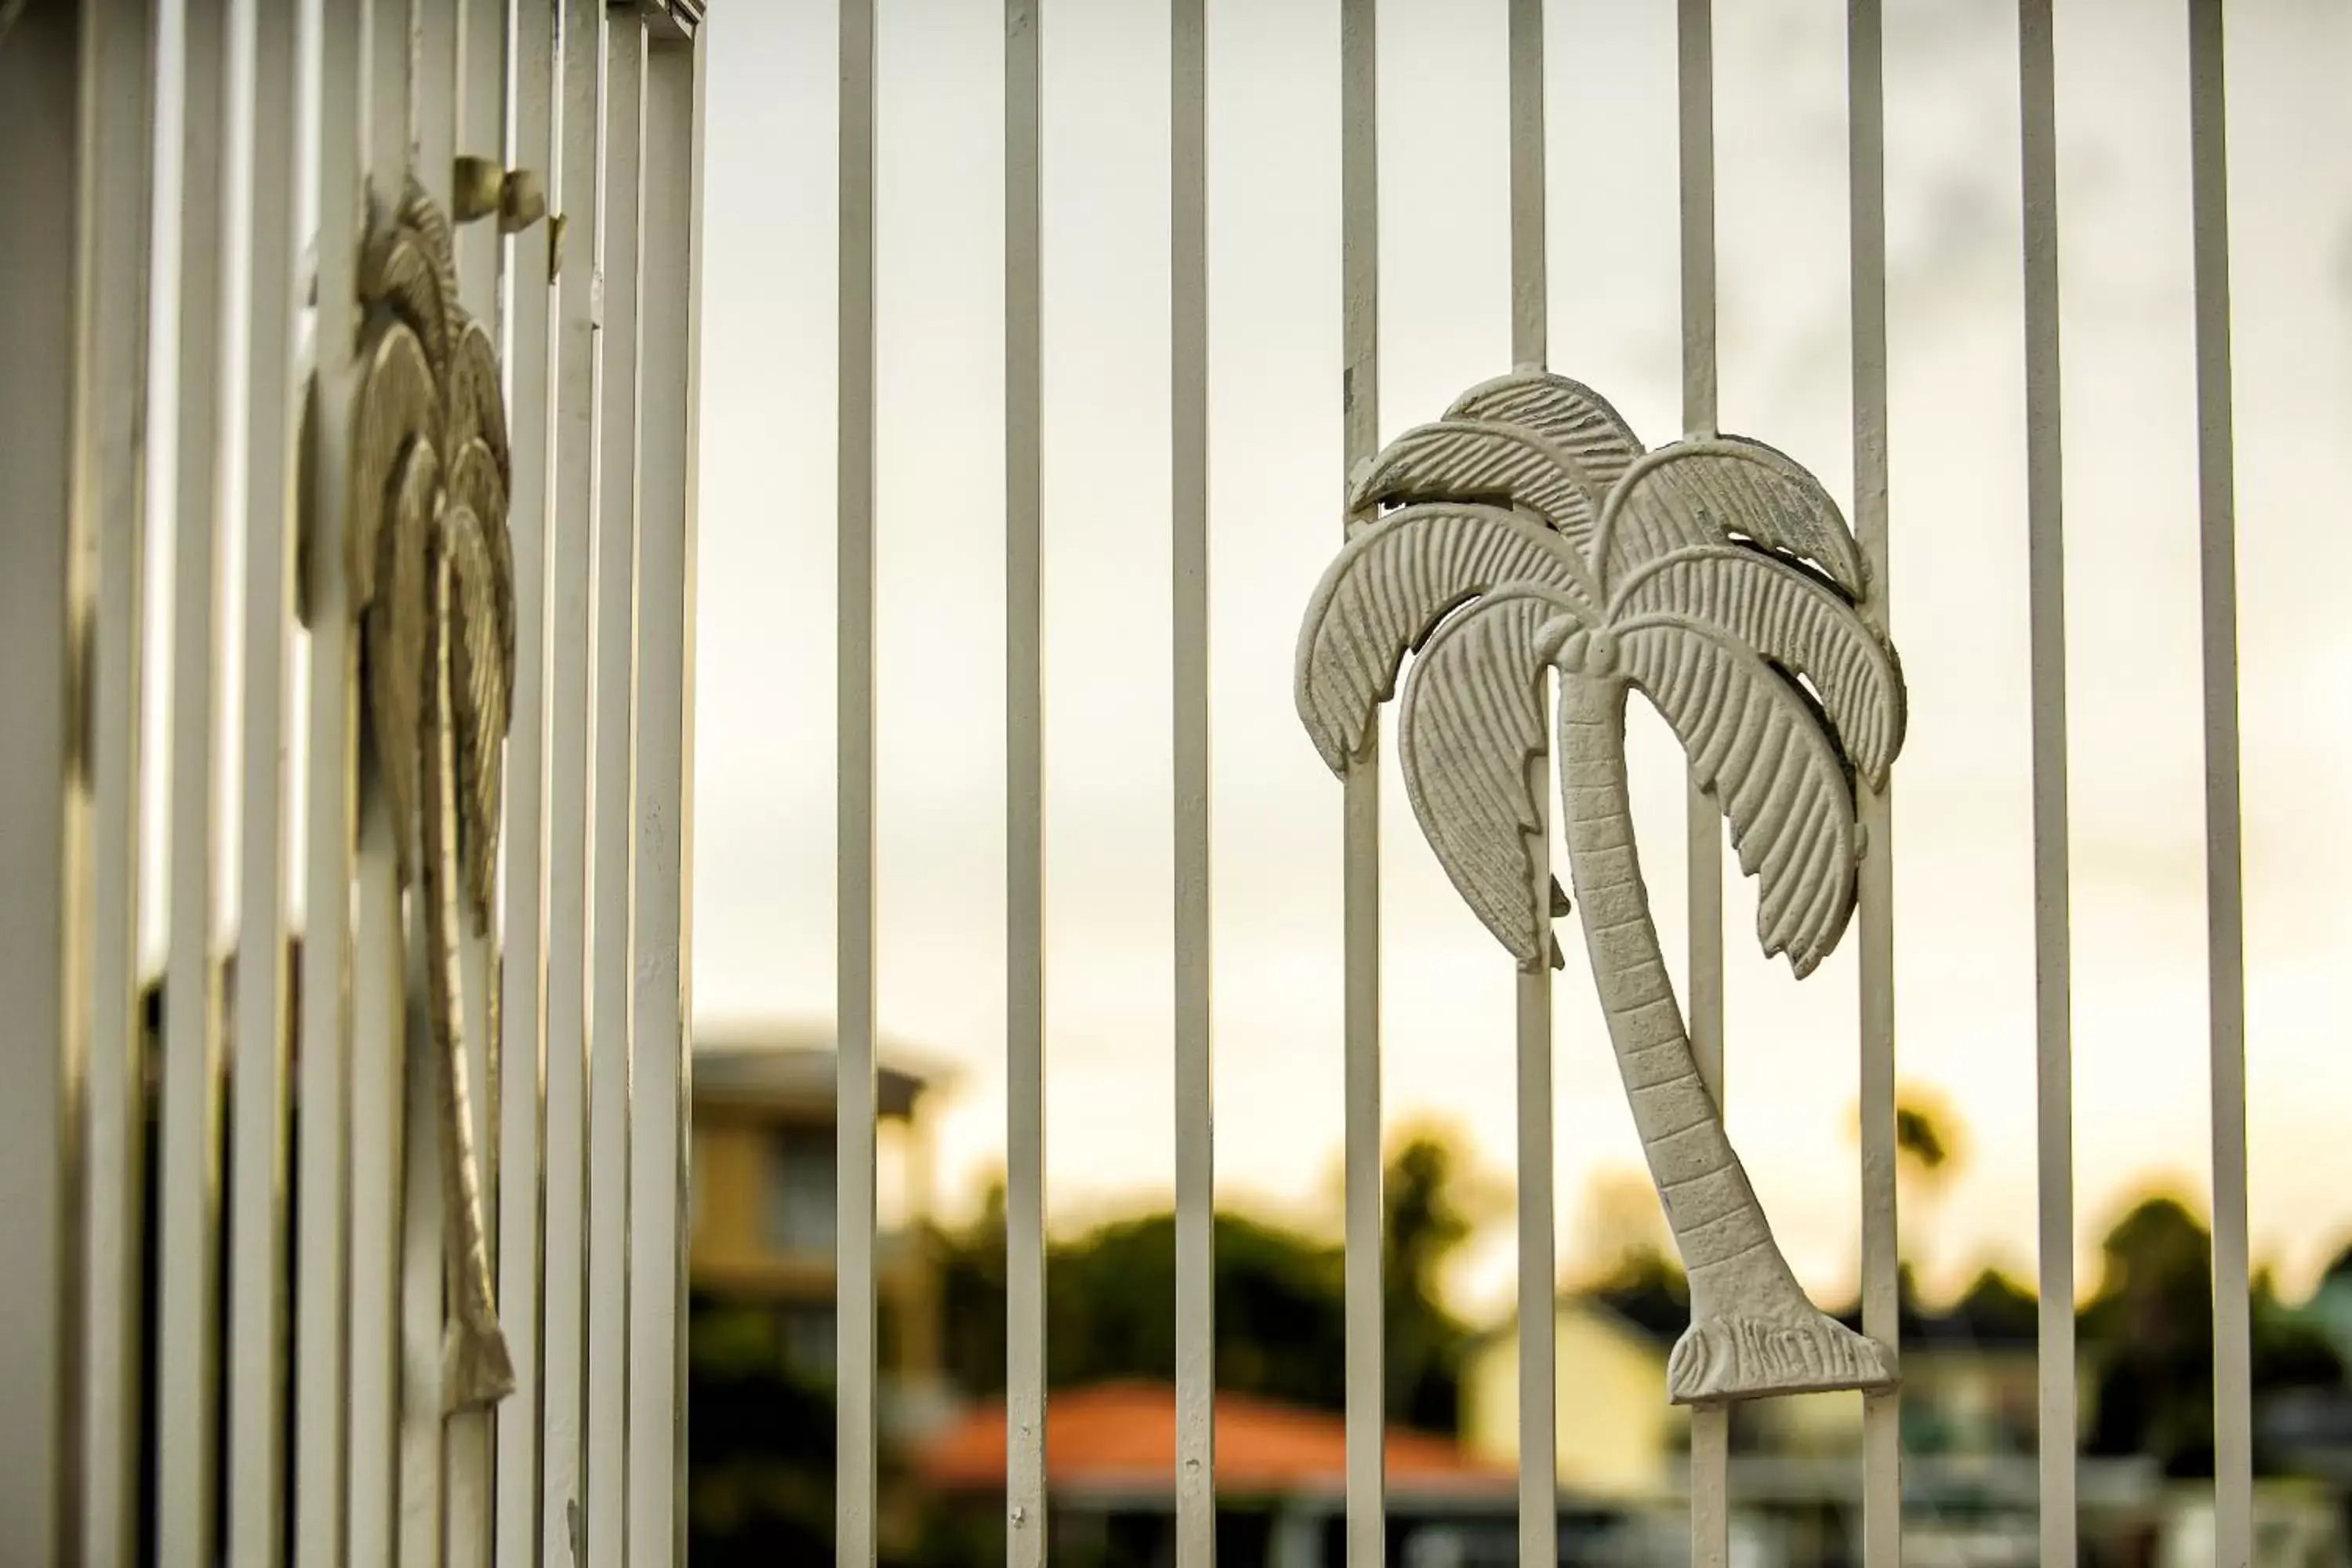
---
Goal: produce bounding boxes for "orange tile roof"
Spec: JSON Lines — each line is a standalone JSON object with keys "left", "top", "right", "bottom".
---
{"left": 916, "top": 1381, "right": 1508, "bottom": 1497}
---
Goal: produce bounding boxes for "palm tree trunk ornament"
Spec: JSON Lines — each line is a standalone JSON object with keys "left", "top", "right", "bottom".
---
{"left": 347, "top": 180, "right": 517, "bottom": 1410}
{"left": 1296, "top": 373, "right": 1907, "bottom": 1404}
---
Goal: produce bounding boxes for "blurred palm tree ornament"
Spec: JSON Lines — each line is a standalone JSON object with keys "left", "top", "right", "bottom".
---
{"left": 348, "top": 180, "right": 517, "bottom": 1409}
{"left": 1297, "top": 372, "right": 1907, "bottom": 1404}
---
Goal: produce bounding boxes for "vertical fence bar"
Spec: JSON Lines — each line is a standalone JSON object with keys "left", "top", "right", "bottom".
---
{"left": 157, "top": 0, "right": 234, "bottom": 1552}
{"left": 397, "top": 0, "right": 461, "bottom": 1555}
{"left": 836, "top": 0, "right": 880, "bottom": 1556}
{"left": 1338, "top": 0, "right": 1384, "bottom": 1561}
{"left": 586, "top": 15, "right": 645, "bottom": 1565}
{"left": 677, "top": 27, "right": 707, "bottom": 1559}
{"left": 1506, "top": 0, "right": 1545, "bottom": 374}
{"left": 456, "top": 0, "right": 506, "bottom": 314}
{"left": 227, "top": 0, "right": 306, "bottom": 1555}
{"left": 1505, "top": 2, "right": 1556, "bottom": 1563}
{"left": 456, "top": 34, "right": 503, "bottom": 1420}
{"left": 498, "top": 0, "right": 562, "bottom": 1559}
{"left": 0, "top": 7, "right": 109, "bottom": 1556}
{"left": 459, "top": 0, "right": 508, "bottom": 1537}
{"left": 351, "top": 732, "right": 411, "bottom": 1568}
{"left": 1004, "top": 2, "right": 1050, "bottom": 1562}
{"left": 2016, "top": 1, "right": 2077, "bottom": 1559}
{"left": 2185, "top": 2, "right": 2252, "bottom": 1559}
{"left": 349, "top": 0, "right": 414, "bottom": 1559}
{"left": 1674, "top": 1, "right": 1729, "bottom": 1560}
{"left": 294, "top": 0, "right": 367, "bottom": 1559}
{"left": 1171, "top": 2, "right": 1215, "bottom": 1564}
{"left": 1847, "top": 2, "right": 1901, "bottom": 1563}
{"left": 78, "top": 0, "right": 162, "bottom": 1559}
{"left": 347, "top": 520, "right": 408, "bottom": 1568}
{"left": 628, "top": 20, "right": 701, "bottom": 1563}
{"left": 441, "top": 0, "right": 510, "bottom": 1558}
{"left": 542, "top": 0, "right": 606, "bottom": 1556}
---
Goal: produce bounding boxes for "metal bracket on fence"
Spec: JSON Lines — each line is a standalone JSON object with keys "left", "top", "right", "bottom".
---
{"left": 453, "top": 155, "right": 559, "bottom": 278}
{"left": 453, "top": 156, "right": 549, "bottom": 235}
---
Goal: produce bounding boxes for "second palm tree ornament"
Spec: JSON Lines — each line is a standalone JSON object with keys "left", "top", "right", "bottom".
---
{"left": 1298, "top": 372, "right": 1907, "bottom": 1405}
{"left": 348, "top": 179, "right": 517, "bottom": 1409}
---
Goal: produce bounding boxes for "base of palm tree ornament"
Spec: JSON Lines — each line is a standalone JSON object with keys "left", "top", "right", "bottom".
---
{"left": 350, "top": 176, "right": 521, "bottom": 1411}
{"left": 1668, "top": 1312, "right": 1895, "bottom": 1406}
{"left": 1297, "top": 370, "right": 1908, "bottom": 1406}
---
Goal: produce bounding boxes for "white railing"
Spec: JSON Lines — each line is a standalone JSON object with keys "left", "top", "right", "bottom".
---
{"left": 2, "top": 2, "right": 2291, "bottom": 1566}
{"left": 817, "top": 3, "right": 2267, "bottom": 1567}
{"left": 1, "top": 1, "right": 704, "bottom": 1564}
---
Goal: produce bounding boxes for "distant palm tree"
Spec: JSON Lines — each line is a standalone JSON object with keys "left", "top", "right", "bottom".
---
{"left": 1297, "top": 372, "right": 1906, "bottom": 1403}
{"left": 348, "top": 180, "right": 516, "bottom": 1407}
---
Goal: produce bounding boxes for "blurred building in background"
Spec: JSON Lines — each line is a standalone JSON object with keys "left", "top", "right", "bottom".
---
{"left": 689, "top": 1025, "right": 953, "bottom": 1439}
{"left": 1455, "top": 1269, "right": 2352, "bottom": 1566}
{"left": 916, "top": 1380, "right": 1515, "bottom": 1565}
{"left": 1463, "top": 1297, "right": 1686, "bottom": 1499}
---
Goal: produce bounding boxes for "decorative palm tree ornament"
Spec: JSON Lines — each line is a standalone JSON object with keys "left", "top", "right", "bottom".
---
{"left": 348, "top": 179, "right": 517, "bottom": 1409}
{"left": 1296, "top": 372, "right": 1907, "bottom": 1404}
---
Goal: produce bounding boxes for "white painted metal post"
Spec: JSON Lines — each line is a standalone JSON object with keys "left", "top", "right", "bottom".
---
{"left": 441, "top": 0, "right": 512, "bottom": 1559}
{"left": 1338, "top": 4, "right": 1385, "bottom": 1563}
{"left": 1675, "top": 2, "right": 1729, "bottom": 1561}
{"left": 227, "top": 0, "right": 307, "bottom": 1560}
{"left": 629, "top": 20, "right": 705, "bottom": 1562}
{"left": 456, "top": 0, "right": 506, "bottom": 314}
{"left": 543, "top": 1, "right": 609, "bottom": 1556}
{"left": 397, "top": 0, "right": 462, "bottom": 1556}
{"left": 1171, "top": 2, "right": 1216, "bottom": 1563}
{"left": 2187, "top": 3, "right": 2252, "bottom": 1560}
{"left": 347, "top": 0, "right": 416, "bottom": 1560}
{"left": 837, "top": 0, "right": 881, "bottom": 1559}
{"left": 1004, "top": 2, "right": 1050, "bottom": 1563}
{"left": 586, "top": 13, "right": 645, "bottom": 1563}
{"left": 77, "top": 1, "right": 163, "bottom": 1561}
{"left": 8, "top": 0, "right": 702, "bottom": 1556}
{"left": 1504, "top": 6, "right": 1556, "bottom": 1565}
{"left": 295, "top": 0, "right": 368, "bottom": 1560}
{"left": 157, "top": 0, "right": 235, "bottom": 1552}
{"left": 2016, "top": 2, "right": 2077, "bottom": 1559}
{"left": 499, "top": 0, "right": 564, "bottom": 1561}
{"left": 0, "top": 7, "right": 115, "bottom": 1555}
{"left": 1847, "top": 2, "right": 1902, "bottom": 1561}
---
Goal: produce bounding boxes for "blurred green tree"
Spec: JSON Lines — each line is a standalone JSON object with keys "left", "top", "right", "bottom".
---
{"left": 932, "top": 1125, "right": 1490, "bottom": 1434}
{"left": 2080, "top": 1195, "right": 2346, "bottom": 1477}
{"left": 686, "top": 1292, "right": 840, "bottom": 1563}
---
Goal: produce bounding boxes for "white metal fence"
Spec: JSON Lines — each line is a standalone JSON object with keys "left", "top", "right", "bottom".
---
{"left": 2, "top": 0, "right": 702, "bottom": 1563}
{"left": 0, "top": 0, "right": 2304, "bottom": 1565}
{"left": 812, "top": 2, "right": 2259, "bottom": 1567}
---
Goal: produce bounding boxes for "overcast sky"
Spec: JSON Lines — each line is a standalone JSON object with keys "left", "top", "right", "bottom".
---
{"left": 688, "top": 0, "right": 2352, "bottom": 1319}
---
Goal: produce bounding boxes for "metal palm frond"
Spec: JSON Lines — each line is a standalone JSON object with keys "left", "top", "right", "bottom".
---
{"left": 1595, "top": 440, "right": 1902, "bottom": 975}
{"left": 1296, "top": 371, "right": 1904, "bottom": 976}
{"left": 349, "top": 177, "right": 517, "bottom": 1410}
{"left": 1596, "top": 435, "right": 1871, "bottom": 601}
{"left": 1443, "top": 371, "right": 1644, "bottom": 494}
{"left": 1394, "top": 590, "right": 1561, "bottom": 968}
{"left": 1350, "top": 419, "right": 1611, "bottom": 549}
{"left": 1613, "top": 621, "right": 1867, "bottom": 975}
{"left": 1604, "top": 545, "right": 1902, "bottom": 785}
{"left": 1294, "top": 502, "right": 1593, "bottom": 775}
